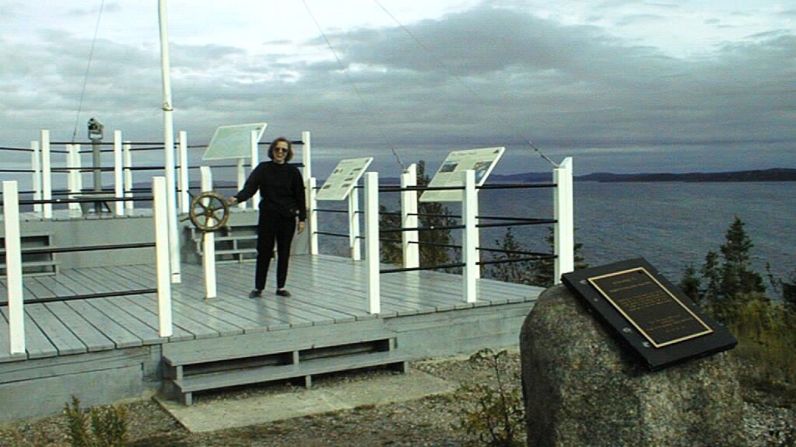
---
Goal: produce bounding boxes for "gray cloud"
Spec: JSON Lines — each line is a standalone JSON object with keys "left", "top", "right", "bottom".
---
{"left": 0, "top": 4, "right": 793, "bottom": 175}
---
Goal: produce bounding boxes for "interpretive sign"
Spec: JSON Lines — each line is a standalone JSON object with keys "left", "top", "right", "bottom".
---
{"left": 562, "top": 258, "right": 737, "bottom": 371}
{"left": 419, "top": 147, "right": 505, "bottom": 202}
{"left": 203, "top": 123, "right": 267, "bottom": 160}
{"left": 316, "top": 157, "right": 373, "bottom": 201}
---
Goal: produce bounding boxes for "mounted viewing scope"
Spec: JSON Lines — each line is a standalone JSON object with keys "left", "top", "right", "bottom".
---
{"left": 87, "top": 117, "right": 104, "bottom": 142}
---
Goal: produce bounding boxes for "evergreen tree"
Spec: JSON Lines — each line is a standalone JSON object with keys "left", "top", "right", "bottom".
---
{"left": 484, "top": 227, "right": 587, "bottom": 287}
{"left": 679, "top": 264, "right": 702, "bottom": 305}
{"left": 379, "top": 161, "right": 456, "bottom": 268}
{"left": 719, "top": 216, "right": 765, "bottom": 298}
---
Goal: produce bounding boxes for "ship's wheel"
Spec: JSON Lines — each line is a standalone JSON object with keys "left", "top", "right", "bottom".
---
{"left": 188, "top": 191, "right": 230, "bottom": 232}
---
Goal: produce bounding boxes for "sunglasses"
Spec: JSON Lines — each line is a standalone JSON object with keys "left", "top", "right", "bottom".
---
{"left": 274, "top": 147, "right": 289, "bottom": 153}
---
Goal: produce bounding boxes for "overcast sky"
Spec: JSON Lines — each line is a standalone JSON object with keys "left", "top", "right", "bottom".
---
{"left": 1, "top": 0, "right": 794, "bottom": 175}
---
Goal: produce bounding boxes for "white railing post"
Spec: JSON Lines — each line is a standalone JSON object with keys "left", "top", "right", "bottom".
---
{"left": 308, "top": 177, "right": 319, "bottom": 255}
{"left": 73, "top": 144, "right": 83, "bottom": 194}
{"left": 67, "top": 144, "right": 81, "bottom": 212}
{"left": 236, "top": 158, "right": 247, "bottom": 209}
{"left": 364, "top": 172, "right": 380, "bottom": 314}
{"left": 250, "top": 130, "right": 260, "bottom": 208}
{"left": 3, "top": 181, "right": 26, "bottom": 355}
{"left": 178, "top": 131, "right": 189, "bottom": 214}
{"left": 123, "top": 141, "right": 134, "bottom": 212}
{"left": 152, "top": 176, "right": 173, "bottom": 337}
{"left": 200, "top": 167, "right": 217, "bottom": 299}
{"left": 31, "top": 141, "right": 42, "bottom": 215}
{"left": 349, "top": 186, "right": 361, "bottom": 261}
{"left": 554, "top": 157, "right": 575, "bottom": 284}
{"left": 113, "top": 130, "right": 124, "bottom": 216}
{"left": 462, "top": 170, "right": 477, "bottom": 303}
{"left": 401, "top": 163, "right": 419, "bottom": 268}
{"left": 40, "top": 130, "right": 52, "bottom": 218}
{"left": 301, "top": 131, "right": 312, "bottom": 183}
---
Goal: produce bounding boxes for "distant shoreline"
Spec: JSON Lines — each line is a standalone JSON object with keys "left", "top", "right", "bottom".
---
{"left": 488, "top": 168, "right": 796, "bottom": 184}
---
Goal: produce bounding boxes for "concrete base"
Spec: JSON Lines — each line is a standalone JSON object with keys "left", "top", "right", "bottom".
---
{"left": 154, "top": 368, "right": 455, "bottom": 433}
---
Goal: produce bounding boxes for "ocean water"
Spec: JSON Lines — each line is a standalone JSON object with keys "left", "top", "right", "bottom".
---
{"left": 318, "top": 181, "right": 795, "bottom": 286}
{"left": 479, "top": 181, "right": 796, "bottom": 283}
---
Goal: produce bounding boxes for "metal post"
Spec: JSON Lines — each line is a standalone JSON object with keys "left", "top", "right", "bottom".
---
{"left": 200, "top": 167, "right": 217, "bottom": 299}
{"left": 401, "top": 163, "right": 419, "bottom": 268}
{"left": 178, "top": 131, "right": 189, "bottom": 214}
{"left": 462, "top": 170, "right": 477, "bottom": 303}
{"left": 91, "top": 141, "right": 102, "bottom": 213}
{"left": 3, "top": 181, "right": 26, "bottom": 355}
{"left": 364, "top": 172, "right": 380, "bottom": 314}
{"left": 554, "top": 157, "right": 575, "bottom": 284}
{"left": 349, "top": 186, "right": 361, "bottom": 260}
{"left": 113, "top": 130, "right": 124, "bottom": 216}
{"left": 158, "top": 0, "right": 181, "bottom": 283}
{"left": 31, "top": 141, "right": 42, "bottom": 215}
{"left": 123, "top": 142, "right": 134, "bottom": 212}
{"left": 40, "top": 129, "right": 52, "bottom": 218}
{"left": 152, "top": 176, "right": 173, "bottom": 337}
{"left": 250, "top": 130, "right": 260, "bottom": 207}
{"left": 308, "top": 177, "right": 318, "bottom": 255}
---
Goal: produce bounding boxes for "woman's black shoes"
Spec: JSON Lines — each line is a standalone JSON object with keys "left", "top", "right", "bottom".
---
{"left": 276, "top": 289, "right": 291, "bottom": 297}
{"left": 248, "top": 289, "right": 262, "bottom": 298}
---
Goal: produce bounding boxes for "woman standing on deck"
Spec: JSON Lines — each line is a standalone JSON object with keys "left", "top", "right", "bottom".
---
{"left": 228, "top": 137, "right": 306, "bottom": 298}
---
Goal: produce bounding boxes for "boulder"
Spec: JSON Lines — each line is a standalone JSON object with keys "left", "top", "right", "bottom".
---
{"left": 520, "top": 285, "right": 745, "bottom": 447}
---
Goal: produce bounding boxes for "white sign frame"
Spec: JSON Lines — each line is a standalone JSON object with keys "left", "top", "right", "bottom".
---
{"left": 420, "top": 147, "right": 505, "bottom": 202}
{"left": 317, "top": 157, "right": 374, "bottom": 201}
{"left": 202, "top": 122, "right": 267, "bottom": 160}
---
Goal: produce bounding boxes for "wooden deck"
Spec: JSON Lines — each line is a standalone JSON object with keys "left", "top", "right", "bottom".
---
{"left": 0, "top": 254, "right": 542, "bottom": 363}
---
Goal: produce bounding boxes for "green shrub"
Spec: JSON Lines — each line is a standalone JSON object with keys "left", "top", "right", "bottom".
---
{"left": 63, "top": 396, "right": 128, "bottom": 447}
{"left": 456, "top": 349, "right": 525, "bottom": 446}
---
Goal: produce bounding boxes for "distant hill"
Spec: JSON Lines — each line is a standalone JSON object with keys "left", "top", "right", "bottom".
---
{"left": 576, "top": 168, "right": 796, "bottom": 182}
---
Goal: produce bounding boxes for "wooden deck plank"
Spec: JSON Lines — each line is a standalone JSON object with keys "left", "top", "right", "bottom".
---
{"left": 64, "top": 300, "right": 142, "bottom": 349}
{"left": 0, "top": 307, "right": 57, "bottom": 359}
{"left": 21, "top": 279, "right": 56, "bottom": 301}
{"left": 174, "top": 266, "right": 326, "bottom": 329}
{"left": 99, "top": 266, "right": 242, "bottom": 337}
{"left": 134, "top": 263, "right": 329, "bottom": 330}
{"left": 87, "top": 298, "right": 165, "bottom": 345}
{"left": 24, "top": 303, "right": 87, "bottom": 356}
{"left": 65, "top": 267, "right": 196, "bottom": 343}
{"left": 284, "top": 261, "right": 429, "bottom": 314}
{"left": 212, "top": 264, "right": 360, "bottom": 324}
{"left": 28, "top": 275, "right": 78, "bottom": 299}
{"left": 85, "top": 267, "right": 219, "bottom": 340}
{"left": 117, "top": 265, "right": 298, "bottom": 331}
{"left": 44, "top": 302, "right": 115, "bottom": 352}
{"left": 288, "top": 261, "right": 458, "bottom": 314}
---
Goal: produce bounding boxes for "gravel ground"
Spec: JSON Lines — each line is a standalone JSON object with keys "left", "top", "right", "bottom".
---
{"left": 1, "top": 352, "right": 793, "bottom": 446}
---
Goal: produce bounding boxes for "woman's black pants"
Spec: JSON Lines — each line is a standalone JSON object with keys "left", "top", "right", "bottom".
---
{"left": 254, "top": 212, "right": 296, "bottom": 291}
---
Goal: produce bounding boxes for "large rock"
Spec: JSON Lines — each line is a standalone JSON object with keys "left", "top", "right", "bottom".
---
{"left": 520, "top": 285, "right": 745, "bottom": 447}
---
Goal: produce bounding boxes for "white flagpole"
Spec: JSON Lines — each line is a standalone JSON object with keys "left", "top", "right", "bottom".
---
{"left": 158, "top": 0, "right": 181, "bottom": 283}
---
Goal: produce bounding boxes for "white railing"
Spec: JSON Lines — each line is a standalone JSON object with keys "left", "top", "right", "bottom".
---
{"left": 553, "top": 157, "right": 574, "bottom": 284}
{"left": 1, "top": 178, "right": 174, "bottom": 355}
{"left": 364, "top": 172, "right": 381, "bottom": 314}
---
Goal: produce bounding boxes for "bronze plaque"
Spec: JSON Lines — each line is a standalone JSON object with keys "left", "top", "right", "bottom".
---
{"left": 588, "top": 267, "right": 713, "bottom": 348}
{"left": 563, "top": 259, "right": 736, "bottom": 370}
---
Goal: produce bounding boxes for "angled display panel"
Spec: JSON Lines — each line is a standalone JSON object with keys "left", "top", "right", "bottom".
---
{"left": 317, "top": 157, "right": 373, "bottom": 201}
{"left": 202, "top": 122, "right": 268, "bottom": 160}
{"left": 419, "top": 147, "right": 505, "bottom": 202}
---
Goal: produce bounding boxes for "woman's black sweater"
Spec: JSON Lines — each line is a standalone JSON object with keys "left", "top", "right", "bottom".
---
{"left": 234, "top": 161, "right": 306, "bottom": 221}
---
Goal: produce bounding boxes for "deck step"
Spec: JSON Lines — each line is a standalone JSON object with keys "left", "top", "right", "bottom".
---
{"left": 162, "top": 334, "right": 408, "bottom": 405}
{"left": 173, "top": 350, "right": 407, "bottom": 394}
